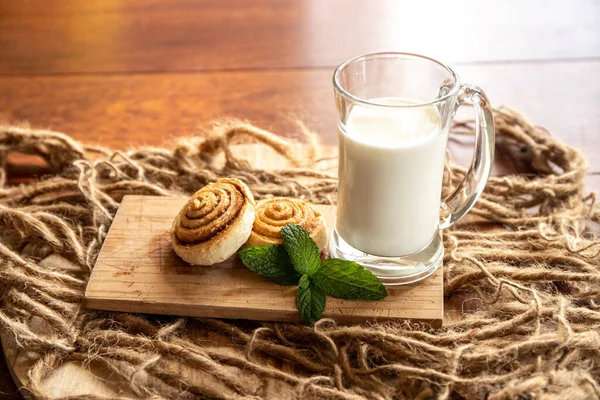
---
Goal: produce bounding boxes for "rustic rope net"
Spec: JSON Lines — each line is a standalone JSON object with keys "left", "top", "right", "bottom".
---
{"left": 0, "top": 107, "right": 599, "bottom": 399}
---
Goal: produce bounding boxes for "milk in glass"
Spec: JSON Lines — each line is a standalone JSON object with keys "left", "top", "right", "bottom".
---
{"left": 336, "top": 97, "right": 448, "bottom": 257}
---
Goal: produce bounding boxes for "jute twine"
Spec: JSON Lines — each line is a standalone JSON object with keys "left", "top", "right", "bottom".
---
{"left": 0, "top": 107, "right": 599, "bottom": 399}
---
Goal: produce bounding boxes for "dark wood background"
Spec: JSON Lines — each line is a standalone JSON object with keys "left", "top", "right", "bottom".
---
{"left": 1, "top": 0, "right": 599, "bottom": 397}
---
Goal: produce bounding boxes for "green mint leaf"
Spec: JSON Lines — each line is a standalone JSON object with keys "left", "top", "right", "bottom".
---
{"left": 281, "top": 224, "right": 321, "bottom": 276}
{"left": 238, "top": 245, "right": 302, "bottom": 285}
{"left": 296, "top": 275, "right": 327, "bottom": 325}
{"left": 313, "top": 259, "right": 388, "bottom": 301}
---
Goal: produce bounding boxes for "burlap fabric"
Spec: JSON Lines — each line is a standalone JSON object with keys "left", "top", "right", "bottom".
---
{"left": 0, "top": 108, "right": 598, "bottom": 399}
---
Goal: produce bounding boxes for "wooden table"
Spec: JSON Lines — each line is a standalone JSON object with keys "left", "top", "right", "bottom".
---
{"left": 1, "top": 1, "right": 599, "bottom": 397}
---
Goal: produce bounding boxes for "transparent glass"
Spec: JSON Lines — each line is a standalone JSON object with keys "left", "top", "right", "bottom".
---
{"left": 330, "top": 52, "right": 495, "bottom": 285}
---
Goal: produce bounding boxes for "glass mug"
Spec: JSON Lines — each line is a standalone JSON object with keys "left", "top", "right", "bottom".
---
{"left": 329, "top": 52, "right": 494, "bottom": 285}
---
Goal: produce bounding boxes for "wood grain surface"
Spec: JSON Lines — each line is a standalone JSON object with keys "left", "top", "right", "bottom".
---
{"left": 1, "top": 0, "right": 598, "bottom": 74}
{"left": 85, "top": 196, "right": 443, "bottom": 326}
{"left": 1, "top": 0, "right": 599, "bottom": 397}
{"left": 1, "top": 61, "right": 599, "bottom": 174}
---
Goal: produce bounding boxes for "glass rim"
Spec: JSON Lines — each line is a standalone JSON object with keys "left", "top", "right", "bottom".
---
{"left": 333, "top": 52, "right": 460, "bottom": 108}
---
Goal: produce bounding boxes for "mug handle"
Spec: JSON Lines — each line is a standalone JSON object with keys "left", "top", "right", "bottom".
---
{"left": 439, "top": 84, "right": 495, "bottom": 229}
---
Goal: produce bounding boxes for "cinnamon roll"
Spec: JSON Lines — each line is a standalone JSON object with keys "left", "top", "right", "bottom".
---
{"left": 171, "top": 178, "right": 255, "bottom": 265}
{"left": 245, "top": 197, "right": 327, "bottom": 250}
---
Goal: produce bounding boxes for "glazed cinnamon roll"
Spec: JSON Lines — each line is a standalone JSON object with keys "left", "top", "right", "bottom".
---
{"left": 171, "top": 178, "right": 255, "bottom": 265}
{"left": 246, "top": 197, "right": 327, "bottom": 250}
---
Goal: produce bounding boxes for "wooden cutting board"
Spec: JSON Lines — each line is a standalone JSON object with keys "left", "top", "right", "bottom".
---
{"left": 84, "top": 195, "right": 443, "bottom": 326}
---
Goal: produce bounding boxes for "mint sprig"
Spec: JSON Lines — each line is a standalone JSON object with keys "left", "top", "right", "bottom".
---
{"left": 281, "top": 224, "right": 321, "bottom": 275}
{"left": 238, "top": 245, "right": 301, "bottom": 285}
{"left": 313, "top": 258, "right": 387, "bottom": 300}
{"left": 296, "top": 275, "right": 326, "bottom": 325}
{"left": 239, "top": 224, "right": 388, "bottom": 324}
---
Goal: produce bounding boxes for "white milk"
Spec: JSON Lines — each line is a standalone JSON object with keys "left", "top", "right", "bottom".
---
{"left": 336, "top": 97, "right": 448, "bottom": 257}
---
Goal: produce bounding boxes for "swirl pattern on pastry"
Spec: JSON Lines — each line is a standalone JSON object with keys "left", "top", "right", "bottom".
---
{"left": 245, "top": 197, "right": 328, "bottom": 250}
{"left": 171, "top": 178, "right": 255, "bottom": 265}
